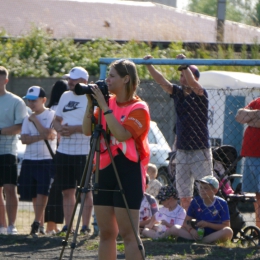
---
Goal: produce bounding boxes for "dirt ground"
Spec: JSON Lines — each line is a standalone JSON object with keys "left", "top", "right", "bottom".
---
{"left": 0, "top": 233, "right": 260, "bottom": 260}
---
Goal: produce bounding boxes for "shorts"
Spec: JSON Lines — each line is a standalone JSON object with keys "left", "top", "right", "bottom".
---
{"left": 242, "top": 157, "right": 260, "bottom": 192}
{"left": 18, "top": 159, "right": 54, "bottom": 200}
{"left": 176, "top": 148, "right": 213, "bottom": 198}
{"left": 0, "top": 154, "right": 18, "bottom": 186}
{"left": 55, "top": 152, "right": 88, "bottom": 191}
{"left": 93, "top": 151, "right": 143, "bottom": 210}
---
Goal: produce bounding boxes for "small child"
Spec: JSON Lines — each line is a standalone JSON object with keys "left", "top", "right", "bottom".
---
{"left": 18, "top": 86, "right": 57, "bottom": 236}
{"left": 165, "top": 175, "right": 233, "bottom": 244}
{"left": 139, "top": 174, "right": 159, "bottom": 232}
{"left": 142, "top": 185, "right": 186, "bottom": 239}
{"left": 146, "top": 163, "right": 162, "bottom": 199}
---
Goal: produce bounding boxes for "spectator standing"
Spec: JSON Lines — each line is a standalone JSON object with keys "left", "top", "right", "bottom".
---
{"left": 142, "top": 185, "right": 186, "bottom": 239}
{"left": 0, "top": 66, "right": 27, "bottom": 235}
{"left": 53, "top": 67, "right": 92, "bottom": 234}
{"left": 139, "top": 174, "right": 159, "bottom": 231}
{"left": 165, "top": 176, "right": 233, "bottom": 244}
{"left": 146, "top": 163, "right": 162, "bottom": 199}
{"left": 82, "top": 59, "right": 150, "bottom": 260}
{"left": 144, "top": 54, "right": 213, "bottom": 211}
{"left": 44, "top": 80, "right": 68, "bottom": 235}
{"left": 18, "top": 86, "right": 57, "bottom": 236}
{"left": 235, "top": 98, "right": 260, "bottom": 228}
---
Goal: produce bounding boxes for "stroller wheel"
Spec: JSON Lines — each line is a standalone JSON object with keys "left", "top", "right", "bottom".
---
{"left": 240, "top": 226, "right": 260, "bottom": 247}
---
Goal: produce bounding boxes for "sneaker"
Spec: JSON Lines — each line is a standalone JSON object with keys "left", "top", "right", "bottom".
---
{"left": 7, "top": 225, "right": 18, "bottom": 235}
{"left": 80, "top": 225, "right": 91, "bottom": 235}
{"left": 0, "top": 227, "right": 7, "bottom": 235}
{"left": 46, "top": 230, "right": 56, "bottom": 236}
{"left": 30, "top": 221, "right": 40, "bottom": 236}
{"left": 60, "top": 225, "right": 74, "bottom": 234}
{"left": 39, "top": 226, "right": 45, "bottom": 235}
{"left": 60, "top": 225, "right": 68, "bottom": 233}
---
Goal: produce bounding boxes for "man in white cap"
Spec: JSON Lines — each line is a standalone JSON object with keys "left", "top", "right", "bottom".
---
{"left": 53, "top": 67, "right": 93, "bottom": 234}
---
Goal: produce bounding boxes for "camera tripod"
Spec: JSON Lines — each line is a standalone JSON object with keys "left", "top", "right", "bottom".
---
{"left": 59, "top": 108, "right": 145, "bottom": 260}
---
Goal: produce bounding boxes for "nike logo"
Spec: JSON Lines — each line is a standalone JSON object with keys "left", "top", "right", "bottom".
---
{"left": 63, "top": 107, "right": 80, "bottom": 112}
{"left": 62, "top": 101, "right": 80, "bottom": 113}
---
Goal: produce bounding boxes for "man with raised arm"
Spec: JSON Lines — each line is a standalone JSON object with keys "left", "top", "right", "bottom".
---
{"left": 143, "top": 54, "right": 213, "bottom": 211}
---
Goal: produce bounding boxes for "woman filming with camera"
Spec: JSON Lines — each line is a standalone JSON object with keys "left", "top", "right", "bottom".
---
{"left": 83, "top": 59, "right": 150, "bottom": 260}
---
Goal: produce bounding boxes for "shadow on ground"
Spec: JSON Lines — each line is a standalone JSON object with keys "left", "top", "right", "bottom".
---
{"left": 0, "top": 234, "right": 260, "bottom": 260}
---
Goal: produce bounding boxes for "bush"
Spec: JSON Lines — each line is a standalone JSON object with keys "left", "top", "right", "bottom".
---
{"left": 0, "top": 26, "right": 259, "bottom": 80}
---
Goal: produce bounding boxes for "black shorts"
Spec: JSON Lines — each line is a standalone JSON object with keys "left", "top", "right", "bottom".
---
{"left": 93, "top": 152, "right": 143, "bottom": 210}
{"left": 18, "top": 159, "right": 54, "bottom": 200}
{"left": 0, "top": 154, "right": 18, "bottom": 186}
{"left": 55, "top": 152, "right": 88, "bottom": 191}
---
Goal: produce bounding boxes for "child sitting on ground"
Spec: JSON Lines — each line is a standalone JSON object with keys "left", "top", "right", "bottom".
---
{"left": 146, "top": 163, "right": 162, "bottom": 199}
{"left": 142, "top": 185, "right": 186, "bottom": 239}
{"left": 139, "top": 174, "right": 159, "bottom": 232}
{"left": 163, "top": 175, "right": 233, "bottom": 244}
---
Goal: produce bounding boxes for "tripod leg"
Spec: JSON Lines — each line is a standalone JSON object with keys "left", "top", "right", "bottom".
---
{"left": 59, "top": 136, "right": 98, "bottom": 260}
{"left": 100, "top": 131, "right": 146, "bottom": 260}
{"left": 69, "top": 170, "right": 92, "bottom": 260}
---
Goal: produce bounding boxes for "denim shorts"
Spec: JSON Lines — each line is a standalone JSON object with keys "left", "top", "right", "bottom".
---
{"left": 242, "top": 157, "right": 260, "bottom": 193}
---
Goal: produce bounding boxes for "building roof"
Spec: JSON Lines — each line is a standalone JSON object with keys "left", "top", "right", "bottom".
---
{"left": 2, "top": 0, "right": 260, "bottom": 44}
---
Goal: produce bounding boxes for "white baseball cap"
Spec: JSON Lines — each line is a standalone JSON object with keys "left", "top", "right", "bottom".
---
{"left": 196, "top": 175, "right": 219, "bottom": 189}
{"left": 23, "top": 86, "right": 46, "bottom": 100}
{"left": 65, "top": 67, "right": 89, "bottom": 80}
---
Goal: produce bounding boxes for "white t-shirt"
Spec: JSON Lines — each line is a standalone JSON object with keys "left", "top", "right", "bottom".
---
{"left": 50, "top": 105, "right": 58, "bottom": 112}
{"left": 21, "top": 109, "right": 56, "bottom": 160}
{"left": 0, "top": 92, "right": 27, "bottom": 155}
{"left": 55, "top": 91, "right": 90, "bottom": 155}
{"left": 155, "top": 204, "right": 186, "bottom": 232}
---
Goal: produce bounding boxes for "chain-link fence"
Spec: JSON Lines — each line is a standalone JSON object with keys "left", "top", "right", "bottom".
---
{"left": 1, "top": 59, "right": 259, "bottom": 245}
{"left": 137, "top": 79, "right": 259, "bottom": 243}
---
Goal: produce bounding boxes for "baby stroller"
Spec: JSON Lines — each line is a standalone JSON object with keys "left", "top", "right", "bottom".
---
{"left": 212, "top": 145, "right": 260, "bottom": 246}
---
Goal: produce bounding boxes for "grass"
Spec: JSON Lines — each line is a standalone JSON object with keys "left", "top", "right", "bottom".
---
{"left": 116, "top": 242, "right": 125, "bottom": 253}
{"left": 14, "top": 205, "right": 88, "bottom": 235}
{"left": 8, "top": 209, "right": 260, "bottom": 260}
{"left": 86, "top": 241, "right": 99, "bottom": 251}
{"left": 15, "top": 209, "right": 35, "bottom": 234}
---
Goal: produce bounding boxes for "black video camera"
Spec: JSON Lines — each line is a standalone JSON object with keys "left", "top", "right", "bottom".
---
{"left": 74, "top": 80, "right": 110, "bottom": 105}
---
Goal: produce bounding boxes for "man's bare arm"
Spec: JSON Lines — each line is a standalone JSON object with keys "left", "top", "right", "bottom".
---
{"left": 1, "top": 124, "right": 22, "bottom": 135}
{"left": 182, "top": 68, "right": 204, "bottom": 96}
{"left": 143, "top": 55, "right": 173, "bottom": 94}
{"left": 235, "top": 108, "right": 260, "bottom": 125}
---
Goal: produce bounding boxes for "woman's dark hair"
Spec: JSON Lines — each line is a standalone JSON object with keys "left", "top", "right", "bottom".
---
{"left": 47, "top": 80, "right": 68, "bottom": 108}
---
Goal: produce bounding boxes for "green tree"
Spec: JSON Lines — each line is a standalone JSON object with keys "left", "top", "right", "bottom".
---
{"left": 187, "top": 0, "right": 256, "bottom": 26}
{"left": 0, "top": 27, "right": 259, "bottom": 80}
{"left": 251, "top": 0, "right": 260, "bottom": 25}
